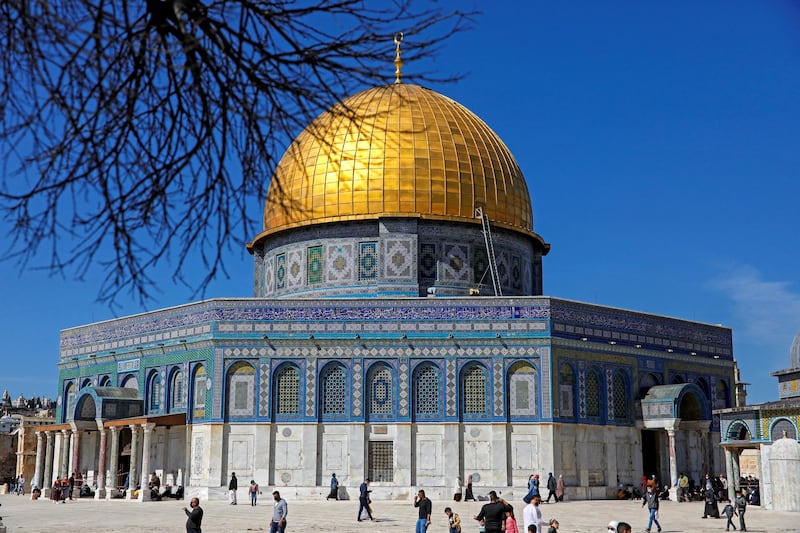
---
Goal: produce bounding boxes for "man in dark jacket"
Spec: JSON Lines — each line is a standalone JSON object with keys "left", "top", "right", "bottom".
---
{"left": 357, "top": 478, "right": 374, "bottom": 521}
{"left": 735, "top": 489, "right": 747, "bottom": 531}
{"left": 545, "top": 473, "right": 558, "bottom": 503}
{"left": 183, "top": 497, "right": 203, "bottom": 532}
{"left": 229, "top": 472, "right": 238, "bottom": 505}
{"left": 642, "top": 486, "right": 662, "bottom": 533}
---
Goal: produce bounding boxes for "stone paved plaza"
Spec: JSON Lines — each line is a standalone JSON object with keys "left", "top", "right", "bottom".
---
{"left": 0, "top": 494, "right": 797, "bottom": 532}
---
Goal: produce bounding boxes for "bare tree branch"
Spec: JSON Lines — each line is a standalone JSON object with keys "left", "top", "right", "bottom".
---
{"left": 0, "top": 0, "right": 474, "bottom": 309}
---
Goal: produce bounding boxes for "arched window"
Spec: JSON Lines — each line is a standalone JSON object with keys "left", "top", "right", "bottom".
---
{"left": 559, "top": 364, "right": 576, "bottom": 418}
{"left": 193, "top": 365, "right": 207, "bottom": 419}
{"left": 98, "top": 376, "right": 111, "bottom": 387}
{"left": 585, "top": 368, "right": 601, "bottom": 418}
{"left": 508, "top": 361, "right": 537, "bottom": 418}
{"left": 321, "top": 363, "right": 347, "bottom": 417}
{"left": 367, "top": 364, "right": 393, "bottom": 418}
{"left": 169, "top": 369, "right": 184, "bottom": 412}
{"left": 695, "top": 377, "right": 710, "bottom": 401}
{"left": 727, "top": 421, "right": 750, "bottom": 441}
{"left": 121, "top": 374, "right": 139, "bottom": 390}
{"left": 771, "top": 418, "right": 797, "bottom": 441}
{"left": 413, "top": 363, "right": 440, "bottom": 419}
{"left": 64, "top": 382, "right": 76, "bottom": 421}
{"left": 714, "top": 380, "right": 729, "bottom": 410}
{"left": 274, "top": 365, "right": 300, "bottom": 417}
{"left": 611, "top": 370, "right": 630, "bottom": 420}
{"left": 80, "top": 378, "right": 92, "bottom": 389}
{"left": 638, "top": 372, "right": 660, "bottom": 399}
{"left": 671, "top": 374, "right": 685, "bottom": 384}
{"left": 148, "top": 371, "right": 162, "bottom": 413}
{"left": 226, "top": 362, "right": 255, "bottom": 418}
{"left": 462, "top": 363, "right": 488, "bottom": 417}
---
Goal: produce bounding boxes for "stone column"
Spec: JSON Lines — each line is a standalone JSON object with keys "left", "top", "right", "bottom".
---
{"left": 32, "top": 431, "right": 44, "bottom": 493}
{"left": 95, "top": 428, "right": 108, "bottom": 499}
{"left": 698, "top": 428, "right": 709, "bottom": 477}
{"left": 126, "top": 425, "right": 139, "bottom": 500}
{"left": 732, "top": 449, "right": 741, "bottom": 490}
{"left": 139, "top": 423, "right": 155, "bottom": 501}
{"left": 43, "top": 431, "right": 54, "bottom": 496}
{"left": 724, "top": 447, "right": 736, "bottom": 501}
{"left": 107, "top": 426, "right": 119, "bottom": 499}
{"left": 59, "top": 429, "right": 71, "bottom": 478}
{"left": 666, "top": 428, "right": 679, "bottom": 501}
{"left": 71, "top": 429, "right": 81, "bottom": 476}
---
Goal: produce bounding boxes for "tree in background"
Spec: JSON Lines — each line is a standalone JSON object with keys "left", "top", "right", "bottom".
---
{"left": 0, "top": 0, "right": 472, "bottom": 305}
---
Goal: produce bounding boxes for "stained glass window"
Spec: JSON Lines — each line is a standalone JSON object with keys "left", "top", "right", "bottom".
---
{"left": 414, "top": 364, "right": 440, "bottom": 417}
{"left": 586, "top": 369, "right": 600, "bottom": 417}
{"left": 276, "top": 365, "right": 300, "bottom": 415}
{"left": 369, "top": 365, "right": 393, "bottom": 416}
{"left": 462, "top": 364, "right": 487, "bottom": 416}
{"left": 322, "top": 363, "right": 346, "bottom": 415}
{"left": 612, "top": 371, "right": 629, "bottom": 420}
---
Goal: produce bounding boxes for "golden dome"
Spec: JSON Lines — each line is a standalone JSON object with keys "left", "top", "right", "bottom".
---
{"left": 259, "top": 83, "right": 534, "bottom": 238}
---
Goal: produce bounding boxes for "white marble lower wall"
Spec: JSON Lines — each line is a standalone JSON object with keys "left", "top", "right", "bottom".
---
{"left": 186, "top": 422, "right": 720, "bottom": 501}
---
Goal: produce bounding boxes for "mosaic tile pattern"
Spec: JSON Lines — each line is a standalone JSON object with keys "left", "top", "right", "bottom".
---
{"left": 446, "top": 359, "right": 456, "bottom": 416}
{"left": 578, "top": 364, "right": 586, "bottom": 418}
{"left": 508, "top": 361, "right": 536, "bottom": 417}
{"left": 286, "top": 249, "right": 304, "bottom": 288}
{"left": 264, "top": 256, "right": 275, "bottom": 296}
{"left": 359, "top": 242, "right": 378, "bottom": 280}
{"left": 327, "top": 243, "right": 355, "bottom": 282}
{"left": 441, "top": 243, "right": 470, "bottom": 282}
{"left": 540, "top": 347, "right": 551, "bottom": 417}
{"left": 612, "top": 370, "right": 628, "bottom": 420}
{"left": 419, "top": 243, "right": 437, "bottom": 279}
{"left": 493, "top": 361, "right": 504, "bottom": 416}
{"left": 586, "top": 369, "right": 600, "bottom": 417}
{"left": 259, "top": 362, "right": 270, "bottom": 416}
{"left": 606, "top": 368, "right": 614, "bottom": 419}
{"left": 383, "top": 238, "right": 413, "bottom": 280}
{"left": 472, "top": 246, "right": 488, "bottom": 284}
{"left": 307, "top": 246, "right": 323, "bottom": 285}
{"left": 496, "top": 250, "right": 510, "bottom": 288}
{"left": 511, "top": 255, "right": 521, "bottom": 290}
{"left": 305, "top": 358, "right": 316, "bottom": 416}
{"left": 275, "top": 254, "right": 286, "bottom": 290}
{"left": 352, "top": 361, "right": 363, "bottom": 417}
{"left": 399, "top": 359, "right": 409, "bottom": 416}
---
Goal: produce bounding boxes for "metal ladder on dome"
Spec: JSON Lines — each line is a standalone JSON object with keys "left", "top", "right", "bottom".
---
{"left": 475, "top": 207, "right": 502, "bottom": 296}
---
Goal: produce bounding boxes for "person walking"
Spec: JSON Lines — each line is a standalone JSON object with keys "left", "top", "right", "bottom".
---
{"left": 414, "top": 489, "right": 432, "bottom": 533}
{"left": 722, "top": 501, "right": 737, "bottom": 531}
{"left": 735, "top": 489, "right": 747, "bottom": 531}
{"left": 15, "top": 474, "right": 25, "bottom": 496}
{"left": 357, "top": 478, "right": 374, "bottom": 521}
{"left": 228, "top": 472, "right": 238, "bottom": 505}
{"left": 249, "top": 479, "right": 259, "bottom": 506}
{"left": 474, "top": 490, "right": 508, "bottom": 533}
{"left": 269, "top": 490, "right": 288, "bottom": 533}
{"left": 68, "top": 472, "right": 75, "bottom": 500}
{"left": 444, "top": 506, "right": 462, "bottom": 533}
{"left": 183, "top": 497, "right": 204, "bottom": 533}
{"left": 702, "top": 474, "right": 720, "bottom": 518}
{"left": 522, "top": 494, "right": 544, "bottom": 533}
{"left": 326, "top": 473, "right": 339, "bottom": 500}
{"left": 555, "top": 475, "right": 565, "bottom": 502}
{"left": 545, "top": 473, "right": 557, "bottom": 503}
{"left": 504, "top": 505, "right": 519, "bottom": 533}
{"left": 642, "top": 485, "right": 662, "bottom": 533}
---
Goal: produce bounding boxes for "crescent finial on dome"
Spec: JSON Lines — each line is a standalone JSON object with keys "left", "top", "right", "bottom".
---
{"left": 394, "top": 32, "right": 404, "bottom": 84}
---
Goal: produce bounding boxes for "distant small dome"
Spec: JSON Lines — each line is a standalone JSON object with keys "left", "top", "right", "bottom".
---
{"left": 791, "top": 332, "right": 800, "bottom": 369}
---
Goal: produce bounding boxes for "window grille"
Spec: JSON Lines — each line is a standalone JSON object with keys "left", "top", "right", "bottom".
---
{"left": 369, "top": 366, "right": 393, "bottom": 415}
{"left": 322, "top": 364, "right": 346, "bottom": 415}
{"left": 463, "top": 365, "right": 487, "bottom": 415}
{"left": 277, "top": 366, "right": 300, "bottom": 415}
{"left": 414, "top": 365, "right": 440, "bottom": 416}
{"left": 368, "top": 441, "right": 394, "bottom": 482}
{"left": 586, "top": 370, "right": 600, "bottom": 417}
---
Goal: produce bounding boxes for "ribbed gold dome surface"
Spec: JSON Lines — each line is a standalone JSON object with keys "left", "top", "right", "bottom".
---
{"left": 262, "top": 84, "right": 533, "bottom": 235}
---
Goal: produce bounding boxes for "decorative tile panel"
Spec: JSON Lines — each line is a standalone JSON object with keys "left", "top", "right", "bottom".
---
{"left": 286, "top": 249, "right": 304, "bottom": 288}
{"left": 399, "top": 359, "right": 409, "bottom": 416}
{"left": 359, "top": 242, "right": 378, "bottom": 280}
{"left": 383, "top": 238, "right": 414, "bottom": 280}
{"left": 511, "top": 255, "right": 521, "bottom": 290}
{"left": 472, "top": 246, "right": 488, "bottom": 284}
{"left": 264, "top": 256, "right": 275, "bottom": 296}
{"left": 352, "top": 361, "right": 363, "bottom": 417}
{"left": 275, "top": 254, "right": 286, "bottom": 290}
{"left": 419, "top": 243, "right": 437, "bottom": 279}
{"left": 305, "top": 358, "right": 316, "bottom": 416}
{"left": 493, "top": 360, "right": 504, "bottom": 416}
{"left": 446, "top": 359, "right": 456, "bottom": 416}
{"left": 326, "top": 243, "right": 355, "bottom": 283}
{"left": 307, "top": 246, "right": 323, "bottom": 285}
{"left": 441, "top": 243, "right": 470, "bottom": 282}
{"left": 259, "top": 362, "right": 270, "bottom": 416}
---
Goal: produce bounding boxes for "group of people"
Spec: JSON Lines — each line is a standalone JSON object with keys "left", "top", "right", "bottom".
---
{"left": 183, "top": 488, "right": 288, "bottom": 533}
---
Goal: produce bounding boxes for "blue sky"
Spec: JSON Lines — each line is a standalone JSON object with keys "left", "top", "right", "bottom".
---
{"left": 1, "top": 1, "right": 799, "bottom": 404}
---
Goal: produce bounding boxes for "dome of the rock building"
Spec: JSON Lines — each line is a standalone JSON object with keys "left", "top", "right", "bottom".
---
{"left": 248, "top": 83, "right": 548, "bottom": 299}
{"left": 257, "top": 83, "right": 534, "bottom": 237}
